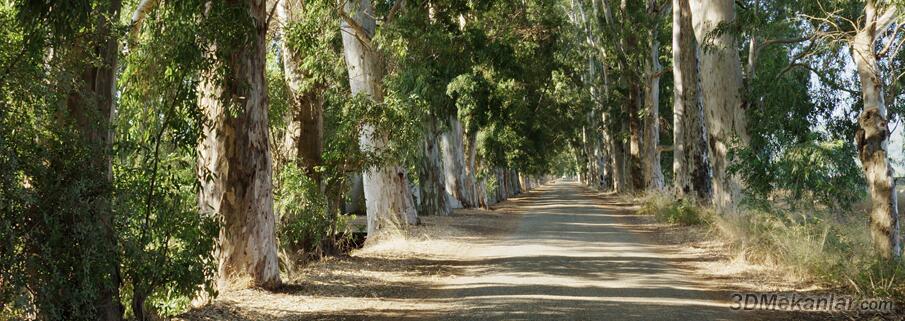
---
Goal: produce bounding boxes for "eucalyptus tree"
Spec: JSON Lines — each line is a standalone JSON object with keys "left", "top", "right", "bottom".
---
{"left": 0, "top": 1, "right": 125, "bottom": 318}
{"left": 847, "top": 0, "right": 901, "bottom": 258}
{"left": 671, "top": 0, "right": 711, "bottom": 201}
{"left": 641, "top": 0, "right": 669, "bottom": 191}
{"left": 690, "top": 0, "right": 748, "bottom": 209}
{"left": 195, "top": 0, "right": 281, "bottom": 290}
{"left": 799, "top": 0, "right": 902, "bottom": 258}
{"left": 279, "top": 0, "right": 326, "bottom": 185}
{"left": 340, "top": 0, "right": 419, "bottom": 234}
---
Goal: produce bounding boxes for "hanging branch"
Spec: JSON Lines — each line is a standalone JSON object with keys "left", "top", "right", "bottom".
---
{"left": 337, "top": 0, "right": 375, "bottom": 49}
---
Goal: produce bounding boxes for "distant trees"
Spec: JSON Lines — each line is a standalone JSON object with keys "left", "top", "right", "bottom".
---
{"left": 569, "top": 0, "right": 901, "bottom": 258}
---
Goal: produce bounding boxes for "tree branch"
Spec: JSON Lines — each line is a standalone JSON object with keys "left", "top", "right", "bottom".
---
{"left": 876, "top": 5, "right": 898, "bottom": 33}
{"left": 129, "top": 0, "right": 159, "bottom": 42}
{"left": 337, "top": 1, "right": 374, "bottom": 49}
{"left": 385, "top": 0, "right": 405, "bottom": 24}
{"left": 757, "top": 36, "right": 811, "bottom": 49}
{"left": 878, "top": 22, "right": 903, "bottom": 58}
{"left": 265, "top": 0, "right": 281, "bottom": 29}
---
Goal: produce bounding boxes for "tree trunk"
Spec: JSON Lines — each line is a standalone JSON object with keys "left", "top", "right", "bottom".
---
{"left": 65, "top": 0, "right": 124, "bottom": 318}
{"left": 642, "top": 16, "right": 665, "bottom": 191}
{"left": 344, "top": 174, "right": 366, "bottom": 214}
{"left": 341, "top": 0, "right": 418, "bottom": 235}
{"left": 690, "top": 0, "right": 748, "bottom": 209}
{"left": 851, "top": 1, "right": 901, "bottom": 258}
{"left": 440, "top": 116, "right": 469, "bottom": 208}
{"left": 609, "top": 131, "right": 628, "bottom": 193}
{"left": 672, "top": 0, "right": 712, "bottom": 202}
{"left": 419, "top": 119, "right": 451, "bottom": 216}
{"left": 197, "top": 0, "right": 281, "bottom": 291}
{"left": 581, "top": 126, "right": 600, "bottom": 188}
{"left": 463, "top": 128, "right": 479, "bottom": 206}
{"left": 280, "top": 0, "right": 324, "bottom": 184}
{"left": 628, "top": 83, "right": 644, "bottom": 191}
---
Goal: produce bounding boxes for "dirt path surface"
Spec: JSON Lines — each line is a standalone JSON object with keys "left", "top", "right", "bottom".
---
{"left": 179, "top": 181, "right": 790, "bottom": 320}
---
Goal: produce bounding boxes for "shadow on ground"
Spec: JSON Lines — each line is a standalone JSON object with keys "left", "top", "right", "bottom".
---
{"left": 178, "top": 183, "right": 862, "bottom": 321}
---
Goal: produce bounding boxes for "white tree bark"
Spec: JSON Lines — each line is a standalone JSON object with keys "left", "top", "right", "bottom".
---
{"left": 851, "top": 0, "right": 901, "bottom": 258}
{"left": 672, "top": 0, "right": 712, "bottom": 201}
{"left": 690, "top": 0, "right": 748, "bottom": 209}
{"left": 341, "top": 0, "right": 418, "bottom": 235}
{"left": 642, "top": 3, "right": 665, "bottom": 191}
{"left": 440, "top": 116, "right": 467, "bottom": 208}
{"left": 463, "top": 128, "right": 479, "bottom": 206}
{"left": 197, "top": 0, "right": 281, "bottom": 291}
{"left": 419, "top": 119, "right": 451, "bottom": 216}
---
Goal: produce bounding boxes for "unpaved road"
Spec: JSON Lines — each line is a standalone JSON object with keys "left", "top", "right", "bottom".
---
{"left": 181, "top": 181, "right": 792, "bottom": 321}
{"left": 431, "top": 181, "right": 771, "bottom": 320}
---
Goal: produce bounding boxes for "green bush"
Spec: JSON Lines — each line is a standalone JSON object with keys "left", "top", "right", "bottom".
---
{"left": 275, "top": 164, "right": 352, "bottom": 268}
{"left": 638, "top": 193, "right": 710, "bottom": 226}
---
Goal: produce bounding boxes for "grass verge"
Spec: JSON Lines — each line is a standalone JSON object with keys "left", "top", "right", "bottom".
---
{"left": 637, "top": 192, "right": 905, "bottom": 303}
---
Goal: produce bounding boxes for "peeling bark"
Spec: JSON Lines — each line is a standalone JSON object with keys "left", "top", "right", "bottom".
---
{"left": 690, "top": 0, "right": 748, "bottom": 209}
{"left": 418, "top": 119, "right": 451, "bottom": 216}
{"left": 341, "top": 0, "right": 418, "bottom": 235}
{"left": 672, "top": 0, "right": 711, "bottom": 202}
{"left": 441, "top": 116, "right": 470, "bottom": 208}
{"left": 851, "top": 0, "right": 901, "bottom": 258}
{"left": 642, "top": 9, "right": 665, "bottom": 191}
{"left": 197, "top": 0, "right": 281, "bottom": 291}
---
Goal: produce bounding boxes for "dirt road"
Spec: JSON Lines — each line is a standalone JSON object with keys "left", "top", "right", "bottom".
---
{"left": 180, "top": 181, "right": 788, "bottom": 320}
{"left": 433, "top": 181, "right": 761, "bottom": 320}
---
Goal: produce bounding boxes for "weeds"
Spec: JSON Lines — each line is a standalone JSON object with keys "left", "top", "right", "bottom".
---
{"left": 637, "top": 191, "right": 905, "bottom": 302}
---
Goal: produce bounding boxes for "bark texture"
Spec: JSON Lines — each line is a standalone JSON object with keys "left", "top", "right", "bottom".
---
{"left": 280, "top": 0, "right": 324, "bottom": 183}
{"left": 341, "top": 0, "right": 418, "bottom": 235}
{"left": 197, "top": 0, "right": 281, "bottom": 291}
{"left": 419, "top": 120, "right": 451, "bottom": 216}
{"left": 851, "top": 0, "right": 901, "bottom": 258}
{"left": 690, "top": 0, "right": 748, "bottom": 209}
{"left": 642, "top": 5, "right": 665, "bottom": 191}
{"left": 440, "top": 116, "right": 469, "bottom": 208}
{"left": 672, "top": 0, "right": 712, "bottom": 202}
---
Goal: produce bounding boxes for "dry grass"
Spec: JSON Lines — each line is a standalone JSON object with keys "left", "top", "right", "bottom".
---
{"left": 631, "top": 191, "right": 905, "bottom": 320}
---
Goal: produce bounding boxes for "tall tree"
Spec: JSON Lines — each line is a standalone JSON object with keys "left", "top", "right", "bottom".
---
{"left": 196, "top": 0, "right": 281, "bottom": 290}
{"left": 690, "top": 0, "right": 748, "bottom": 209}
{"left": 280, "top": 0, "right": 325, "bottom": 185}
{"left": 641, "top": 0, "right": 668, "bottom": 191}
{"left": 67, "top": 1, "right": 124, "bottom": 318}
{"left": 849, "top": 0, "right": 901, "bottom": 258}
{"left": 671, "top": 0, "right": 711, "bottom": 201}
{"left": 340, "top": 0, "right": 419, "bottom": 235}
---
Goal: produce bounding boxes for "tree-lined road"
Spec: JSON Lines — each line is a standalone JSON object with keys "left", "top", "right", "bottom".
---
{"left": 422, "top": 181, "right": 776, "bottom": 320}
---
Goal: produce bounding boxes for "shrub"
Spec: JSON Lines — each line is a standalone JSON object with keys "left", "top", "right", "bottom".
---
{"left": 275, "top": 164, "right": 353, "bottom": 271}
{"left": 638, "top": 192, "right": 710, "bottom": 226}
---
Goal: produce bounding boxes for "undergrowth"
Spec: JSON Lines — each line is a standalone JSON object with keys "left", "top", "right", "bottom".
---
{"left": 637, "top": 192, "right": 905, "bottom": 302}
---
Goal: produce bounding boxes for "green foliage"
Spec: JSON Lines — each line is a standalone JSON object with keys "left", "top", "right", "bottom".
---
{"left": 732, "top": 139, "right": 865, "bottom": 210}
{"left": 639, "top": 193, "right": 711, "bottom": 226}
{"left": 275, "top": 164, "right": 346, "bottom": 261}
{"left": 0, "top": 1, "right": 128, "bottom": 319}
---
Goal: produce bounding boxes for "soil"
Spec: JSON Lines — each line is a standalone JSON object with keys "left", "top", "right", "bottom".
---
{"left": 175, "top": 181, "right": 901, "bottom": 320}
